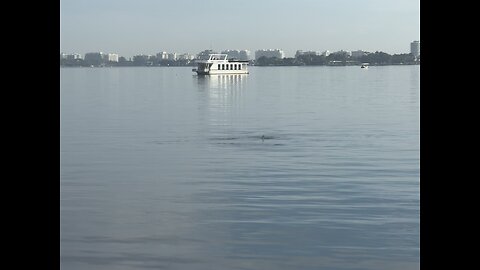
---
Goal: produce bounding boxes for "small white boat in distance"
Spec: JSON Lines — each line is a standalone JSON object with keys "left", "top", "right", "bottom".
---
{"left": 193, "top": 54, "right": 249, "bottom": 75}
{"left": 361, "top": 63, "right": 369, "bottom": 69}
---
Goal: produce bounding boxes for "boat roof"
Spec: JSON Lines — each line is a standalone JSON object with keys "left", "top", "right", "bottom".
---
{"left": 208, "top": 54, "right": 227, "bottom": 60}
{"left": 197, "top": 54, "right": 249, "bottom": 63}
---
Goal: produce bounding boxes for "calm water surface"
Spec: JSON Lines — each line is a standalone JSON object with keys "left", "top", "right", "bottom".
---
{"left": 60, "top": 66, "right": 419, "bottom": 270}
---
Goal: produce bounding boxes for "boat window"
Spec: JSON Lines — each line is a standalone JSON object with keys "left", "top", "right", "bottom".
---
{"left": 222, "top": 64, "right": 224, "bottom": 70}
{"left": 218, "top": 64, "right": 220, "bottom": 70}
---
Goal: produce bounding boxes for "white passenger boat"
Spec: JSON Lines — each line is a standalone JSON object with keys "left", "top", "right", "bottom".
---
{"left": 192, "top": 54, "right": 249, "bottom": 75}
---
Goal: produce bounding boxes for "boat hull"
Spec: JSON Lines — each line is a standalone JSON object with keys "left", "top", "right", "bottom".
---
{"left": 196, "top": 70, "right": 249, "bottom": 75}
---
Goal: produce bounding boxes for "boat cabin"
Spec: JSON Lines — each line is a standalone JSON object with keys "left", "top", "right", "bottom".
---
{"left": 193, "top": 54, "right": 249, "bottom": 75}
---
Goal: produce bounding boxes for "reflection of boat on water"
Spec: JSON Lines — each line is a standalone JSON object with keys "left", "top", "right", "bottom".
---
{"left": 361, "top": 63, "right": 369, "bottom": 69}
{"left": 192, "top": 54, "right": 249, "bottom": 75}
{"left": 195, "top": 74, "right": 247, "bottom": 117}
{"left": 196, "top": 73, "right": 247, "bottom": 91}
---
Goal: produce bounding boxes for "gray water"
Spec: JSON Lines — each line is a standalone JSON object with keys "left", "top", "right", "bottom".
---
{"left": 60, "top": 66, "right": 419, "bottom": 270}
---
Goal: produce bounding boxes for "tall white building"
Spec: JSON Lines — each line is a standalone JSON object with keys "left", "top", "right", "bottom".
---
{"left": 295, "top": 50, "right": 320, "bottom": 58}
{"left": 62, "top": 53, "right": 82, "bottom": 60}
{"left": 157, "top": 51, "right": 168, "bottom": 60}
{"left": 255, "top": 49, "right": 285, "bottom": 60}
{"left": 107, "top": 53, "right": 119, "bottom": 62}
{"left": 410, "top": 41, "right": 420, "bottom": 58}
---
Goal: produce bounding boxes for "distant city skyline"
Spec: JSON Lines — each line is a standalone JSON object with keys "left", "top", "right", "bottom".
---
{"left": 60, "top": 0, "right": 420, "bottom": 58}
{"left": 60, "top": 44, "right": 419, "bottom": 61}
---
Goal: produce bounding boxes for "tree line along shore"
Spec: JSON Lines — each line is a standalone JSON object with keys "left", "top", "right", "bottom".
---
{"left": 60, "top": 51, "right": 419, "bottom": 67}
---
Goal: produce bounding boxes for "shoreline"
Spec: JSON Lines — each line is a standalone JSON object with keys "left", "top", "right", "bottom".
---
{"left": 60, "top": 63, "right": 420, "bottom": 68}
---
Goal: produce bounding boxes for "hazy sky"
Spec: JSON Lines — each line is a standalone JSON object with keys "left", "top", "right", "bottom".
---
{"left": 60, "top": 0, "right": 420, "bottom": 58}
